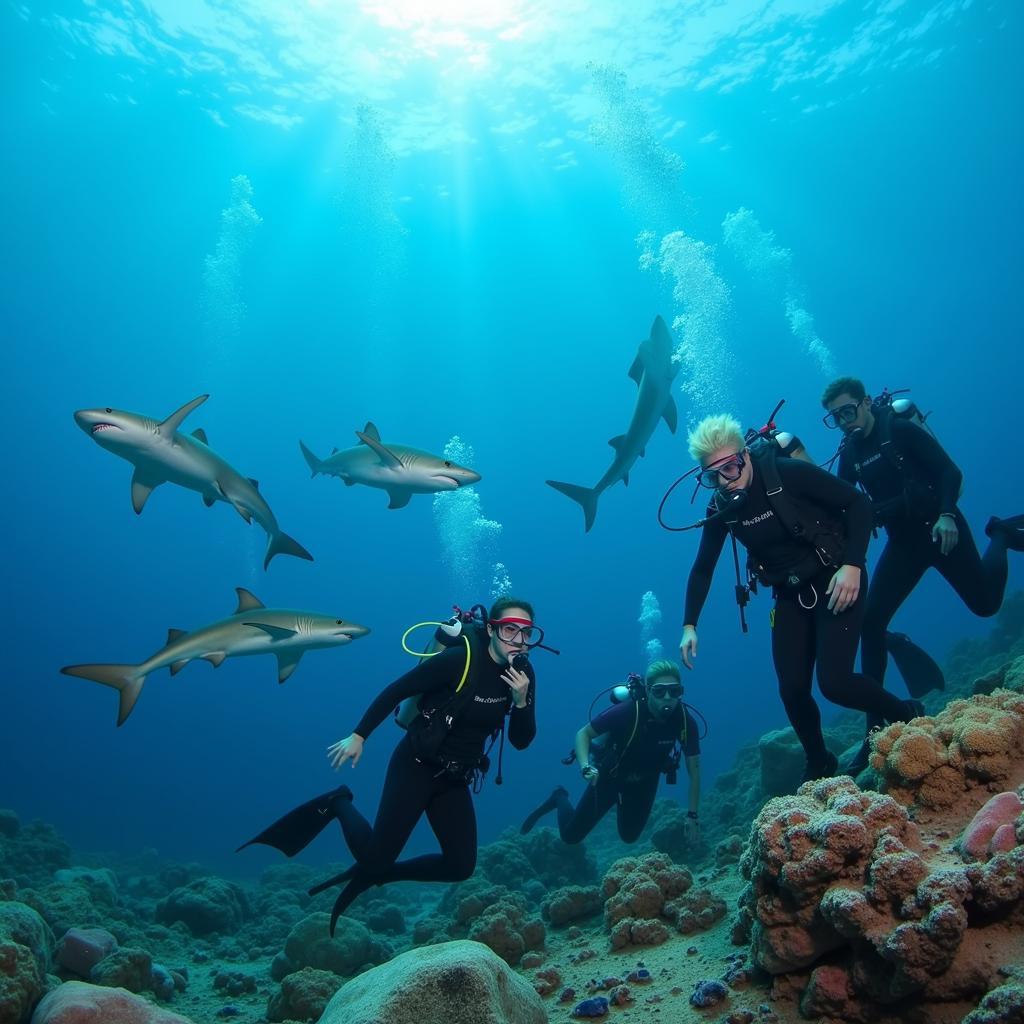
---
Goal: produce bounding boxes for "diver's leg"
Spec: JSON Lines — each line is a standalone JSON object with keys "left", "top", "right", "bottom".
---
{"left": 935, "top": 512, "right": 1006, "bottom": 617}
{"left": 771, "top": 593, "right": 829, "bottom": 771}
{"left": 615, "top": 775, "right": 660, "bottom": 844}
{"left": 814, "top": 581, "right": 918, "bottom": 726}
{"left": 557, "top": 780, "right": 617, "bottom": 845}
{"left": 861, "top": 536, "right": 926, "bottom": 727}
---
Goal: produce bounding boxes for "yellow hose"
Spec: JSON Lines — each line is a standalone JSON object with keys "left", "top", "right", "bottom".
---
{"left": 400, "top": 622, "right": 472, "bottom": 693}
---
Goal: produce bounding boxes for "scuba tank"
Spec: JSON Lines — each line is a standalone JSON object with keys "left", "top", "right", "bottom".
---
{"left": 394, "top": 604, "right": 487, "bottom": 729}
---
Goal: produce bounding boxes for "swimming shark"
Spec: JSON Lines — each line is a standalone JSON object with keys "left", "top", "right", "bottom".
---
{"left": 74, "top": 395, "right": 313, "bottom": 569}
{"left": 61, "top": 587, "right": 370, "bottom": 726}
{"left": 547, "top": 315, "right": 680, "bottom": 531}
{"left": 299, "top": 422, "right": 481, "bottom": 509}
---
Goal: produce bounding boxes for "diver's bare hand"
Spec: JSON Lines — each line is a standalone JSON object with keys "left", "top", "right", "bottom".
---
{"left": 502, "top": 665, "right": 530, "bottom": 708}
{"left": 931, "top": 515, "right": 959, "bottom": 556}
{"left": 328, "top": 734, "right": 364, "bottom": 769}
{"left": 826, "top": 565, "right": 861, "bottom": 614}
{"left": 680, "top": 625, "right": 698, "bottom": 670}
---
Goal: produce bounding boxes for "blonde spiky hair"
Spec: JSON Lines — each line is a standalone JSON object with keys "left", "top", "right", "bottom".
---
{"left": 687, "top": 413, "right": 745, "bottom": 463}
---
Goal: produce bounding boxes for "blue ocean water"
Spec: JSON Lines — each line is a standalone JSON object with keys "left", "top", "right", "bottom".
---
{"left": 2, "top": 0, "right": 1021, "bottom": 878}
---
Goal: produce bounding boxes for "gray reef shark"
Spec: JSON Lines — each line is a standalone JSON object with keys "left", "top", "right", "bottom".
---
{"left": 299, "top": 422, "right": 481, "bottom": 509}
{"left": 61, "top": 587, "right": 370, "bottom": 726}
{"left": 74, "top": 395, "right": 313, "bottom": 569}
{"left": 547, "top": 315, "right": 679, "bottom": 531}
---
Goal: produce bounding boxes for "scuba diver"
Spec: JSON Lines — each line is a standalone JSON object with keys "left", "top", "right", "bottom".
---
{"left": 237, "top": 596, "right": 541, "bottom": 933}
{"left": 677, "top": 414, "right": 924, "bottom": 784}
{"left": 520, "top": 660, "right": 701, "bottom": 845}
{"left": 822, "top": 377, "right": 1024, "bottom": 771}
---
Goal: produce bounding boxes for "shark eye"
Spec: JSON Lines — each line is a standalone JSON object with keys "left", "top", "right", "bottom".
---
{"left": 105, "top": 407, "right": 113, "bottom": 413}
{"left": 444, "top": 461, "right": 452, "bottom": 468}
{"left": 336, "top": 620, "right": 343, "bottom": 625}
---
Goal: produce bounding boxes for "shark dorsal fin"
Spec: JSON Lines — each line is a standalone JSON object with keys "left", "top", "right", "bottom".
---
{"left": 235, "top": 588, "right": 265, "bottom": 614}
{"left": 248, "top": 478, "right": 260, "bottom": 491}
{"left": 159, "top": 395, "right": 210, "bottom": 436}
{"left": 192, "top": 428, "right": 209, "bottom": 444}
{"left": 357, "top": 430, "right": 403, "bottom": 469}
{"left": 167, "top": 628, "right": 187, "bottom": 645}
{"left": 362, "top": 422, "right": 381, "bottom": 443}
{"left": 608, "top": 434, "right": 627, "bottom": 452}
{"left": 627, "top": 353, "right": 644, "bottom": 385}
{"left": 331, "top": 447, "right": 339, "bottom": 455}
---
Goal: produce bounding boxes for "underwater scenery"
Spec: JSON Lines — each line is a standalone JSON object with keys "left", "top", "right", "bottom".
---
{"left": 3, "top": 1, "right": 1024, "bottom": 1022}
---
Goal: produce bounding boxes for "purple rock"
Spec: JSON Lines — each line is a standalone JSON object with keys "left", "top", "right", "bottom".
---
{"left": 690, "top": 979, "right": 729, "bottom": 1008}
{"left": 571, "top": 995, "right": 610, "bottom": 1018}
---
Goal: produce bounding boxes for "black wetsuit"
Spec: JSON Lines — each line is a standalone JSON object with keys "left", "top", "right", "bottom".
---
{"left": 330, "top": 634, "right": 536, "bottom": 913}
{"left": 684, "top": 456, "right": 911, "bottom": 769}
{"left": 838, "top": 415, "right": 1009, "bottom": 729}
{"left": 554, "top": 701, "right": 700, "bottom": 844}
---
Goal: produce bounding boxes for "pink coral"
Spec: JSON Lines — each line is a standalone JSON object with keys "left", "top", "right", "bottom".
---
{"left": 959, "top": 792, "right": 1023, "bottom": 862}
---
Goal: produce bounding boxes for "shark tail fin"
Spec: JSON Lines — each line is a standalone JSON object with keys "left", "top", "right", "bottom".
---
{"left": 546, "top": 480, "right": 599, "bottom": 533}
{"left": 60, "top": 664, "right": 145, "bottom": 727}
{"left": 299, "top": 441, "right": 323, "bottom": 478}
{"left": 264, "top": 530, "right": 315, "bottom": 570}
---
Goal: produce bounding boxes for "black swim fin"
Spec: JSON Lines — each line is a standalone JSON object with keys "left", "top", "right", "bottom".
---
{"left": 885, "top": 632, "right": 945, "bottom": 698}
{"left": 520, "top": 786, "right": 568, "bottom": 835}
{"left": 236, "top": 786, "right": 350, "bottom": 857}
{"left": 986, "top": 514, "right": 1024, "bottom": 553}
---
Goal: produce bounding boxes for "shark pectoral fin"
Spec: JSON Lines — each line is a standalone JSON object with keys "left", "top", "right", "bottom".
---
{"left": 361, "top": 422, "right": 382, "bottom": 443}
{"left": 276, "top": 650, "right": 304, "bottom": 684}
{"left": 386, "top": 489, "right": 412, "bottom": 510}
{"left": 245, "top": 622, "right": 299, "bottom": 641}
{"left": 608, "top": 434, "right": 627, "bottom": 451}
{"left": 627, "top": 353, "right": 644, "bottom": 385}
{"left": 169, "top": 659, "right": 189, "bottom": 676}
{"left": 130, "top": 470, "right": 164, "bottom": 514}
{"left": 235, "top": 588, "right": 266, "bottom": 613}
{"left": 662, "top": 395, "right": 679, "bottom": 433}
{"left": 216, "top": 481, "right": 251, "bottom": 523}
{"left": 357, "top": 431, "right": 403, "bottom": 469}
{"left": 159, "top": 395, "right": 210, "bottom": 436}
{"left": 203, "top": 652, "right": 227, "bottom": 667}
{"left": 192, "top": 428, "right": 209, "bottom": 445}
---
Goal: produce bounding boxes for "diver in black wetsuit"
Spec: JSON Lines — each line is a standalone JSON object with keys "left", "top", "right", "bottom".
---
{"left": 520, "top": 660, "right": 701, "bottom": 845}
{"left": 238, "top": 596, "right": 538, "bottom": 933}
{"left": 822, "top": 377, "right": 1024, "bottom": 770}
{"left": 677, "top": 414, "right": 923, "bottom": 784}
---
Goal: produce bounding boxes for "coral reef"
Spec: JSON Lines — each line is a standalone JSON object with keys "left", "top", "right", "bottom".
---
{"left": 738, "top": 755, "right": 1024, "bottom": 1020}
{"left": 870, "top": 690, "right": 1024, "bottom": 811}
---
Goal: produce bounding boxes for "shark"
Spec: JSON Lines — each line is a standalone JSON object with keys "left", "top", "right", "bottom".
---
{"left": 299, "top": 422, "right": 481, "bottom": 509}
{"left": 547, "top": 315, "right": 680, "bottom": 532}
{"left": 61, "top": 587, "right": 370, "bottom": 726}
{"left": 74, "top": 395, "right": 313, "bottom": 569}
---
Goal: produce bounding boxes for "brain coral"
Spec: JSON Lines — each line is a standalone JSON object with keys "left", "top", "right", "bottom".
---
{"left": 871, "top": 691, "right": 1024, "bottom": 810}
